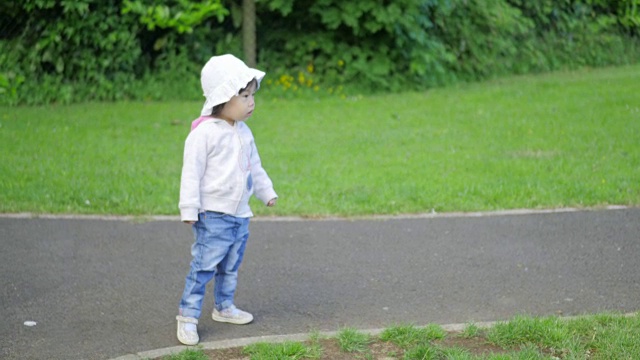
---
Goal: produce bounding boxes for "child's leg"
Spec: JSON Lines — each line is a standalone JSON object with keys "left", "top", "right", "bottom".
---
{"left": 178, "top": 212, "right": 244, "bottom": 319}
{"left": 213, "top": 217, "right": 250, "bottom": 311}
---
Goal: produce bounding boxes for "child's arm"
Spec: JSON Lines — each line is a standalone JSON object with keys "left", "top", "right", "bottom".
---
{"left": 179, "top": 130, "right": 210, "bottom": 222}
{"left": 249, "top": 140, "right": 278, "bottom": 206}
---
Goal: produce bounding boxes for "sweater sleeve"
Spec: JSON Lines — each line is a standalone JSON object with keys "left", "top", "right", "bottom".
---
{"left": 250, "top": 138, "right": 278, "bottom": 205}
{"left": 179, "top": 129, "right": 209, "bottom": 221}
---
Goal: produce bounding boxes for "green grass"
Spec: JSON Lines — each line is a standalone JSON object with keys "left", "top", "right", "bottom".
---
{"left": 159, "top": 312, "right": 640, "bottom": 359}
{"left": 337, "top": 327, "right": 372, "bottom": 353}
{"left": 1, "top": 64, "right": 639, "bottom": 216}
{"left": 242, "top": 341, "right": 320, "bottom": 359}
{"left": 380, "top": 323, "right": 447, "bottom": 349}
{"left": 486, "top": 313, "right": 640, "bottom": 359}
{"left": 460, "top": 323, "right": 481, "bottom": 339}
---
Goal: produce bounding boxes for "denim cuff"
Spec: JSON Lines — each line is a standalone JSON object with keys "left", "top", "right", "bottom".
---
{"left": 215, "top": 300, "right": 234, "bottom": 311}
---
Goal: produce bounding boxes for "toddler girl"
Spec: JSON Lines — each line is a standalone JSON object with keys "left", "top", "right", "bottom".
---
{"left": 176, "top": 54, "right": 278, "bottom": 345}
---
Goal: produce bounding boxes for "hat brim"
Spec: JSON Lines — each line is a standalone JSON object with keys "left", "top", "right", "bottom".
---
{"left": 200, "top": 69, "right": 265, "bottom": 117}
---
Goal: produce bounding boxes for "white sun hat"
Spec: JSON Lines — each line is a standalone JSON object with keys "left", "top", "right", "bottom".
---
{"left": 200, "top": 54, "right": 266, "bottom": 116}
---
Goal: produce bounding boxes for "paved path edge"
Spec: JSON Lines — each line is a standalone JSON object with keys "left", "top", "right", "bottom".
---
{"left": 0, "top": 205, "right": 632, "bottom": 223}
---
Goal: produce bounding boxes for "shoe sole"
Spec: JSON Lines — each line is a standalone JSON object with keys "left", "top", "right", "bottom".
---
{"left": 177, "top": 334, "right": 199, "bottom": 346}
{"left": 212, "top": 312, "right": 253, "bottom": 325}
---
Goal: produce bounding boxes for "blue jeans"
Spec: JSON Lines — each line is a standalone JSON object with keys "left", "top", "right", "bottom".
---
{"left": 178, "top": 211, "right": 250, "bottom": 319}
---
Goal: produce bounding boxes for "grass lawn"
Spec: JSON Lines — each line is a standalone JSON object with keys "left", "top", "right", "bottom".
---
{"left": 161, "top": 312, "right": 640, "bottom": 359}
{"left": 1, "top": 64, "right": 639, "bottom": 217}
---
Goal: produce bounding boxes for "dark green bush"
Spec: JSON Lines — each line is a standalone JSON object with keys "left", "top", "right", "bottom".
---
{"left": 256, "top": 0, "right": 640, "bottom": 94}
{"left": 1, "top": 0, "right": 639, "bottom": 105}
{"left": 0, "top": 0, "right": 143, "bottom": 105}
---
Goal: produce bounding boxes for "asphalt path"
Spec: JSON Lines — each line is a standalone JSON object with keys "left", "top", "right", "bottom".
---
{"left": 1, "top": 208, "right": 639, "bottom": 359}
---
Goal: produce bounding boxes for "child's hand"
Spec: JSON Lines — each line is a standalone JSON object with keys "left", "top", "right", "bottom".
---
{"left": 267, "top": 198, "right": 277, "bottom": 207}
{"left": 184, "top": 221, "right": 196, "bottom": 225}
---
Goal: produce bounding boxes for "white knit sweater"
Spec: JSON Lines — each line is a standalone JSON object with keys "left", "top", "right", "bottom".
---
{"left": 179, "top": 118, "right": 277, "bottom": 221}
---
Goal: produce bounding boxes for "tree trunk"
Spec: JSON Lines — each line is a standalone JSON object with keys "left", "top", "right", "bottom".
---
{"left": 242, "top": 0, "right": 256, "bottom": 67}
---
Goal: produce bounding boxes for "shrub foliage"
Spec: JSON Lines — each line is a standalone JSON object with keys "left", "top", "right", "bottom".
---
{"left": 1, "top": 0, "right": 639, "bottom": 105}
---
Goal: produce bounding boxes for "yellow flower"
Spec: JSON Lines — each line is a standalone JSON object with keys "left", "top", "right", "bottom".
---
{"left": 338, "top": 59, "right": 345, "bottom": 67}
{"left": 307, "top": 63, "right": 314, "bottom": 73}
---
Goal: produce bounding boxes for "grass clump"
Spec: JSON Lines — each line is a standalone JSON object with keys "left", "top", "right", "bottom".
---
{"left": 459, "top": 323, "right": 482, "bottom": 339}
{"left": 242, "top": 340, "right": 320, "bottom": 359}
{"left": 380, "top": 323, "right": 446, "bottom": 349}
{"left": 402, "top": 343, "right": 441, "bottom": 359}
{"left": 336, "top": 327, "right": 372, "bottom": 353}
{"left": 486, "top": 315, "right": 571, "bottom": 349}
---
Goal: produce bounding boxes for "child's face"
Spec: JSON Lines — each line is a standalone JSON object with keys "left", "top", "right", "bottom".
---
{"left": 219, "top": 81, "right": 258, "bottom": 124}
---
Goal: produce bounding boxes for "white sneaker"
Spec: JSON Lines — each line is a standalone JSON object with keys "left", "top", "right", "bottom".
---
{"left": 212, "top": 305, "right": 253, "bottom": 324}
{"left": 176, "top": 315, "right": 199, "bottom": 345}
